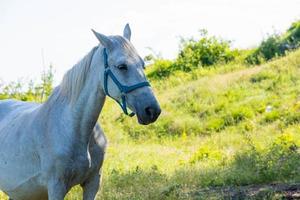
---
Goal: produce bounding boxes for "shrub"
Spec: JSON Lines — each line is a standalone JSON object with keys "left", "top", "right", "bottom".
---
{"left": 244, "top": 49, "right": 264, "bottom": 65}
{"left": 174, "top": 30, "right": 236, "bottom": 71}
{"left": 282, "top": 20, "right": 300, "bottom": 50}
{"left": 205, "top": 117, "right": 225, "bottom": 132}
{"left": 146, "top": 30, "right": 238, "bottom": 78}
{"left": 227, "top": 133, "right": 300, "bottom": 185}
{"left": 246, "top": 20, "right": 300, "bottom": 65}
{"left": 263, "top": 110, "right": 281, "bottom": 123}
{"left": 259, "top": 34, "right": 283, "bottom": 61}
{"left": 223, "top": 106, "right": 254, "bottom": 126}
{"left": 284, "top": 111, "right": 300, "bottom": 126}
{"left": 146, "top": 59, "right": 174, "bottom": 79}
{"left": 250, "top": 71, "right": 276, "bottom": 83}
{"left": 189, "top": 146, "right": 222, "bottom": 164}
{"left": 0, "top": 65, "right": 54, "bottom": 102}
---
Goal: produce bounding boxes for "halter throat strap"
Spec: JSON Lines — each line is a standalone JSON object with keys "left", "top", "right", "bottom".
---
{"left": 103, "top": 48, "right": 150, "bottom": 116}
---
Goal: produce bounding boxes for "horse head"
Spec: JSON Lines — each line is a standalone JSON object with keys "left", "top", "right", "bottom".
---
{"left": 92, "top": 24, "right": 161, "bottom": 125}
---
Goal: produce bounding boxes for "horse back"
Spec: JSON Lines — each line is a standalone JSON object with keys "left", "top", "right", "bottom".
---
{"left": 0, "top": 99, "right": 40, "bottom": 122}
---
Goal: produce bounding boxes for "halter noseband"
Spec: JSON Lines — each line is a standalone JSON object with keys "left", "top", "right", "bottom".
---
{"left": 103, "top": 48, "right": 150, "bottom": 117}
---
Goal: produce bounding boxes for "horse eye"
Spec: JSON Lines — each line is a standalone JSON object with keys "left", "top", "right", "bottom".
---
{"left": 117, "top": 64, "right": 128, "bottom": 70}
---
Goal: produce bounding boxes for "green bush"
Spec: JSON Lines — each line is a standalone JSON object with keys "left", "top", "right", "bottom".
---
{"left": 259, "top": 35, "right": 283, "bottom": 60}
{"left": 244, "top": 49, "right": 264, "bottom": 65}
{"left": 189, "top": 145, "right": 222, "bottom": 164}
{"left": 205, "top": 117, "right": 225, "bottom": 132}
{"left": 282, "top": 20, "right": 300, "bottom": 49}
{"left": 250, "top": 71, "right": 276, "bottom": 83}
{"left": 0, "top": 65, "right": 54, "bottom": 102}
{"left": 263, "top": 110, "right": 281, "bottom": 123}
{"left": 147, "top": 30, "right": 238, "bottom": 79}
{"left": 175, "top": 30, "right": 236, "bottom": 71}
{"left": 226, "top": 133, "right": 300, "bottom": 185}
{"left": 146, "top": 59, "right": 174, "bottom": 79}
{"left": 284, "top": 111, "right": 300, "bottom": 126}
{"left": 246, "top": 20, "right": 300, "bottom": 65}
{"left": 223, "top": 106, "right": 254, "bottom": 126}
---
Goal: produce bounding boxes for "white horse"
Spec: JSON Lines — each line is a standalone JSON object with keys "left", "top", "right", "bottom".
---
{"left": 0, "top": 24, "right": 161, "bottom": 200}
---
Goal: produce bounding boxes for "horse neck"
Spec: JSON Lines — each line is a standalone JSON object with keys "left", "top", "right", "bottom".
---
{"left": 44, "top": 46, "right": 106, "bottom": 144}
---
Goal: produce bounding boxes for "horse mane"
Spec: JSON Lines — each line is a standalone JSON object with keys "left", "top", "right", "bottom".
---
{"left": 59, "top": 46, "right": 99, "bottom": 104}
{"left": 46, "top": 36, "right": 138, "bottom": 106}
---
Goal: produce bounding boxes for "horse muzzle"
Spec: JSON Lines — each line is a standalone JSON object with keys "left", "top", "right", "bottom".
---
{"left": 136, "top": 103, "right": 161, "bottom": 125}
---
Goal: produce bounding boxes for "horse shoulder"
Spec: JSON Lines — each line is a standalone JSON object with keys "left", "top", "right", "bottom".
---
{"left": 87, "top": 123, "right": 107, "bottom": 172}
{"left": 91, "top": 123, "right": 107, "bottom": 151}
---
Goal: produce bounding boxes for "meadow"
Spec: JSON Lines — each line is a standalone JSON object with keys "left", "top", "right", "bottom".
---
{"left": 66, "top": 49, "right": 300, "bottom": 200}
{"left": 0, "top": 21, "right": 300, "bottom": 199}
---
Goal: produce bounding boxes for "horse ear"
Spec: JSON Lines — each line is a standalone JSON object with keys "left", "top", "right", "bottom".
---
{"left": 91, "top": 29, "right": 112, "bottom": 48}
{"left": 123, "top": 23, "right": 131, "bottom": 41}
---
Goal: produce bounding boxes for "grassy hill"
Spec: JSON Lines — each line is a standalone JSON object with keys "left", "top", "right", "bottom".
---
{"left": 1, "top": 38, "right": 300, "bottom": 200}
{"left": 67, "top": 49, "right": 300, "bottom": 199}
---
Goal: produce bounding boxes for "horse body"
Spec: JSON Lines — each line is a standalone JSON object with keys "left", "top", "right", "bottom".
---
{"left": 0, "top": 99, "right": 106, "bottom": 200}
{"left": 0, "top": 100, "right": 43, "bottom": 196}
{"left": 0, "top": 24, "right": 160, "bottom": 200}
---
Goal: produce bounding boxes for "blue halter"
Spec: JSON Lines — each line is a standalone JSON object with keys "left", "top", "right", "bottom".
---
{"left": 103, "top": 48, "right": 150, "bottom": 117}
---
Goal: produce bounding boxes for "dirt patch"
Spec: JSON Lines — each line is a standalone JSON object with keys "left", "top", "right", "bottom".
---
{"left": 191, "top": 183, "right": 300, "bottom": 199}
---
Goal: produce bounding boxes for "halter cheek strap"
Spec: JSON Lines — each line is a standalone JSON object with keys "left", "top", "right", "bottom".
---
{"left": 103, "top": 48, "right": 150, "bottom": 117}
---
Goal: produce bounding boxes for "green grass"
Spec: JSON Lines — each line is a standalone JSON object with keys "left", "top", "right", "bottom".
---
{"left": 1, "top": 50, "right": 300, "bottom": 199}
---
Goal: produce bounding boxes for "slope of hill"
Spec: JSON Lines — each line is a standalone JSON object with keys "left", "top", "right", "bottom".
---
{"left": 65, "top": 49, "right": 299, "bottom": 199}
{"left": 1, "top": 50, "right": 300, "bottom": 200}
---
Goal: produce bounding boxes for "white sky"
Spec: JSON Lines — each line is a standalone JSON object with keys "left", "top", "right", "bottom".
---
{"left": 1, "top": 0, "right": 300, "bottom": 85}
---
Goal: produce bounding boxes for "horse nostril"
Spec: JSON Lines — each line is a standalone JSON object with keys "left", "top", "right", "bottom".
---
{"left": 145, "top": 107, "right": 155, "bottom": 119}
